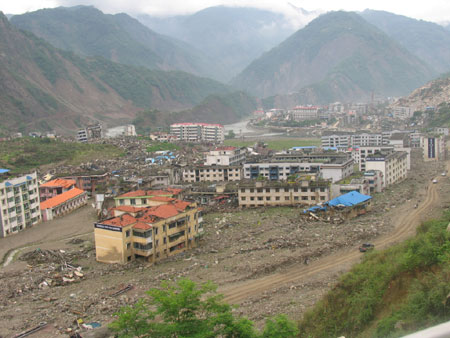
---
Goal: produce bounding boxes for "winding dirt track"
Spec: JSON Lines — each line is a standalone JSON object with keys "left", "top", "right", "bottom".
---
{"left": 222, "top": 172, "right": 442, "bottom": 304}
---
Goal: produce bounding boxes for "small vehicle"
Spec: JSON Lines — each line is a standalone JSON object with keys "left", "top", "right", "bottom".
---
{"left": 432, "top": 179, "right": 438, "bottom": 184}
{"left": 359, "top": 243, "right": 375, "bottom": 252}
{"left": 442, "top": 172, "right": 446, "bottom": 177}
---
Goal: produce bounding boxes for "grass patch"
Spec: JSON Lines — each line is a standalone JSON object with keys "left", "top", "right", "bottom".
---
{"left": 223, "top": 138, "right": 321, "bottom": 151}
{"left": 0, "top": 137, "right": 123, "bottom": 174}
{"left": 146, "top": 142, "right": 180, "bottom": 153}
{"left": 298, "top": 211, "right": 450, "bottom": 338}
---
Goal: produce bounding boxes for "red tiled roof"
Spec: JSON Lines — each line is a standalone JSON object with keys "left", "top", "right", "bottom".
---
{"left": 145, "top": 204, "right": 180, "bottom": 219}
{"left": 173, "top": 200, "right": 191, "bottom": 210}
{"left": 101, "top": 214, "right": 136, "bottom": 227}
{"left": 167, "top": 188, "right": 182, "bottom": 195}
{"left": 40, "top": 188, "right": 86, "bottom": 210}
{"left": 116, "top": 189, "right": 176, "bottom": 199}
{"left": 40, "top": 178, "right": 76, "bottom": 189}
{"left": 133, "top": 222, "right": 152, "bottom": 230}
{"left": 149, "top": 196, "right": 175, "bottom": 202}
{"left": 112, "top": 206, "right": 146, "bottom": 213}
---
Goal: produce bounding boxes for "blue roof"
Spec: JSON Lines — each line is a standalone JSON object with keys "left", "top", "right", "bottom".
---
{"left": 326, "top": 191, "right": 371, "bottom": 207}
{"left": 0, "top": 169, "right": 10, "bottom": 174}
{"left": 291, "top": 146, "right": 317, "bottom": 150}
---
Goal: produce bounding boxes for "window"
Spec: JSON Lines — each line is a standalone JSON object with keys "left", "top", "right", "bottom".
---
{"left": 265, "top": 188, "right": 270, "bottom": 193}
{"left": 163, "top": 225, "right": 166, "bottom": 232}
{"left": 250, "top": 197, "right": 255, "bottom": 201}
{"left": 258, "top": 197, "right": 263, "bottom": 201}
{"left": 126, "top": 230, "right": 130, "bottom": 237}
{"left": 275, "top": 197, "right": 280, "bottom": 201}
{"left": 119, "top": 199, "right": 124, "bottom": 205}
{"left": 275, "top": 188, "right": 280, "bottom": 192}
{"left": 164, "top": 237, "right": 167, "bottom": 244}
{"left": 266, "top": 197, "right": 271, "bottom": 201}
{"left": 302, "top": 196, "right": 308, "bottom": 200}
{"left": 127, "top": 243, "right": 131, "bottom": 249}
{"left": 285, "top": 197, "right": 289, "bottom": 201}
{"left": 155, "top": 228, "right": 158, "bottom": 235}
{"left": 284, "top": 188, "right": 289, "bottom": 192}
{"left": 294, "top": 196, "right": 299, "bottom": 200}
{"left": 250, "top": 189, "right": 254, "bottom": 193}
{"left": 130, "top": 199, "right": 136, "bottom": 205}
{"left": 311, "top": 196, "right": 316, "bottom": 200}
{"left": 127, "top": 256, "right": 131, "bottom": 262}
{"left": 241, "top": 197, "right": 246, "bottom": 201}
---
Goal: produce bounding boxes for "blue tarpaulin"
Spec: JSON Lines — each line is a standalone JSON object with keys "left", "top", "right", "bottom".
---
{"left": 304, "top": 191, "right": 371, "bottom": 213}
{"left": 0, "top": 169, "right": 10, "bottom": 174}
{"left": 326, "top": 191, "right": 372, "bottom": 207}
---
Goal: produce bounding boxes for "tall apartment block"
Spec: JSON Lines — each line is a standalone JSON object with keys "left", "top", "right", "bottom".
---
{"left": 0, "top": 170, "right": 41, "bottom": 237}
{"left": 170, "top": 123, "right": 224, "bottom": 143}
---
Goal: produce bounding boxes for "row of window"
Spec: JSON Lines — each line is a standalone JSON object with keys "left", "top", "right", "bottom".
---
{"left": 241, "top": 195, "right": 326, "bottom": 202}
{"left": 241, "top": 187, "right": 327, "bottom": 193}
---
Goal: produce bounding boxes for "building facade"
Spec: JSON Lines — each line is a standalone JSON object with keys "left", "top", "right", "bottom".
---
{"left": 114, "top": 189, "right": 182, "bottom": 208}
{"left": 0, "top": 171, "right": 41, "bottom": 237}
{"left": 94, "top": 200, "right": 203, "bottom": 264}
{"left": 365, "top": 152, "right": 408, "bottom": 187}
{"left": 63, "top": 173, "right": 109, "bottom": 196}
{"left": 39, "top": 178, "right": 76, "bottom": 202}
{"left": 170, "top": 123, "right": 224, "bottom": 143}
{"left": 181, "top": 166, "right": 242, "bottom": 183}
{"left": 205, "top": 146, "right": 246, "bottom": 166}
{"left": 238, "top": 180, "right": 330, "bottom": 208}
{"left": 288, "top": 106, "right": 320, "bottom": 121}
{"left": 40, "top": 188, "right": 88, "bottom": 221}
{"left": 322, "top": 133, "right": 386, "bottom": 148}
{"left": 420, "top": 135, "right": 446, "bottom": 161}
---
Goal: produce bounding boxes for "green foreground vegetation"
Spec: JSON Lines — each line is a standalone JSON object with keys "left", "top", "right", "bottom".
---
{"left": 110, "top": 278, "right": 298, "bottom": 338}
{"left": 224, "top": 138, "right": 321, "bottom": 151}
{"left": 146, "top": 142, "right": 180, "bottom": 153}
{"left": 299, "top": 211, "right": 450, "bottom": 338}
{"left": 0, "top": 137, "right": 123, "bottom": 174}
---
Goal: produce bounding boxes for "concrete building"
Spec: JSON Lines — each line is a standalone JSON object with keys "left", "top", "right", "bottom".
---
{"left": 40, "top": 188, "right": 88, "bottom": 221}
{"left": 322, "top": 132, "right": 386, "bottom": 148}
{"left": 105, "top": 124, "right": 137, "bottom": 137}
{"left": 94, "top": 199, "right": 202, "bottom": 264}
{"left": 244, "top": 158, "right": 353, "bottom": 183}
{"left": 181, "top": 166, "right": 242, "bottom": 183}
{"left": 170, "top": 123, "right": 224, "bottom": 143}
{"left": 365, "top": 152, "right": 408, "bottom": 187}
{"left": 238, "top": 180, "right": 330, "bottom": 208}
{"left": 331, "top": 179, "right": 370, "bottom": 198}
{"left": 39, "top": 178, "right": 76, "bottom": 202}
{"left": 392, "top": 106, "right": 414, "bottom": 119}
{"left": 205, "top": 146, "right": 246, "bottom": 166}
{"left": 114, "top": 188, "right": 182, "bottom": 208}
{"left": 351, "top": 146, "right": 411, "bottom": 171}
{"left": 363, "top": 170, "right": 384, "bottom": 194}
{"left": 421, "top": 135, "right": 446, "bottom": 161}
{"left": 288, "top": 106, "right": 320, "bottom": 121}
{"left": 435, "top": 127, "right": 449, "bottom": 136}
{"left": 0, "top": 171, "right": 41, "bottom": 237}
{"left": 77, "top": 123, "right": 103, "bottom": 142}
{"left": 63, "top": 172, "right": 109, "bottom": 196}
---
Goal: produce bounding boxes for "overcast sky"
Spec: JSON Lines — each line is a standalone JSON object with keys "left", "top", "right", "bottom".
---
{"left": 2, "top": 0, "right": 450, "bottom": 24}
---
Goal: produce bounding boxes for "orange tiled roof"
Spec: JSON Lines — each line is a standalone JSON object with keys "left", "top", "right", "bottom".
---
{"left": 112, "top": 205, "right": 146, "bottom": 213}
{"left": 101, "top": 214, "right": 137, "bottom": 227}
{"left": 116, "top": 189, "right": 176, "bottom": 199}
{"left": 40, "top": 178, "right": 76, "bottom": 189}
{"left": 145, "top": 204, "right": 180, "bottom": 219}
{"left": 167, "top": 188, "right": 182, "bottom": 195}
{"left": 133, "top": 222, "right": 152, "bottom": 230}
{"left": 40, "top": 188, "right": 86, "bottom": 210}
{"left": 149, "top": 196, "right": 175, "bottom": 202}
{"left": 173, "top": 200, "right": 191, "bottom": 210}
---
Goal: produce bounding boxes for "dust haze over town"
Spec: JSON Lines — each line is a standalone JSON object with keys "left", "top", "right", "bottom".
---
{"left": 1, "top": 0, "right": 450, "bottom": 337}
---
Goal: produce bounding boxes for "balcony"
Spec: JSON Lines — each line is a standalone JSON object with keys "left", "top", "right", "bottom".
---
{"left": 6, "top": 191, "right": 14, "bottom": 199}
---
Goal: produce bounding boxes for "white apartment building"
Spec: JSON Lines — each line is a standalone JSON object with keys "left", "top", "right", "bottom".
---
{"left": 205, "top": 146, "right": 246, "bottom": 166}
{"left": 182, "top": 166, "right": 242, "bottom": 183}
{"left": 392, "top": 106, "right": 414, "bottom": 119}
{"left": 0, "top": 171, "right": 41, "bottom": 237}
{"left": 244, "top": 159, "right": 354, "bottom": 183}
{"left": 238, "top": 180, "right": 330, "bottom": 208}
{"left": 421, "top": 135, "right": 446, "bottom": 161}
{"left": 288, "top": 106, "right": 320, "bottom": 121}
{"left": 322, "top": 133, "right": 386, "bottom": 148}
{"left": 365, "top": 152, "right": 408, "bottom": 188}
{"left": 170, "top": 123, "right": 224, "bottom": 143}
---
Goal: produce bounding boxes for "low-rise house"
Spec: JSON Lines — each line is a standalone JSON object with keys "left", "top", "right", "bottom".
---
{"left": 94, "top": 199, "right": 203, "bottom": 264}
{"left": 114, "top": 188, "right": 182, "bottom": 208}
{"left": 238, "top": 180, "right": 330, "bottom": 208}
{"left": 365, "top": 151, "right": 408, "bottom": 187}
{"left": 39, "top": 178, "right": 76, "bottom": 202}
{"left": 0, "top": 170, "right": 41, "bottom": 237}
{"left": 181, "top": 166, "right": 242, "bottom": 183}
{"left": 40, "top": 188, "right": 88, "bottom": 221}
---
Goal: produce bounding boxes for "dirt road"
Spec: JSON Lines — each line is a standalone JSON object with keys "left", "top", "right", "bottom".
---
{"left": 222, "top": 170, "right": 442, "bottom": 304}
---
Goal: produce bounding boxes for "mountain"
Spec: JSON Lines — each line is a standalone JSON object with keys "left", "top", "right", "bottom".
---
{"left": 10, "top": 6, "right": 221, "bottom": 79}
{"left": 137, "top": 6, "right": 319, "bottom": 81}
{"left": 392, "top": 73, "right": 450, "bottom": 111}
{"left": 231, "top": 11, "right": 436, "bottom": 103}
{"left": 361, "top": 10, "right": 450, "bottom": 74}
{"left": 0, "top": 12, "right": 233, "bottom": 135}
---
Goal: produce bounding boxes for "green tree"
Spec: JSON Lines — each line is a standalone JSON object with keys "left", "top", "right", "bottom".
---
{"left": 225, "top": 130, "right": 236, "bottom": 139}
{"left": 110, "top": 279, "right": 298, "bottom": 338}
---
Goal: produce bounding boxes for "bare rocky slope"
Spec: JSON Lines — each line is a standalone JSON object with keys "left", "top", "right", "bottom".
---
{"left": 0, "top": 13, "right": 233, "bottom": 135}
